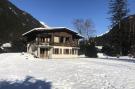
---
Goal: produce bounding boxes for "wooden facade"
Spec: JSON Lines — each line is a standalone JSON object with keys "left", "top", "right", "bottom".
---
{"left": 23, "top": 27, "right": 82, "bottom": 59}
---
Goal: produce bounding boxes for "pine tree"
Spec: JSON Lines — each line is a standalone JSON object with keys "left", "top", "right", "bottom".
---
{"left": 109, "top": 0, "right": 129, "bottom": 26}
{"left": 108, "top": 0, "right": 129, "bottom": 55}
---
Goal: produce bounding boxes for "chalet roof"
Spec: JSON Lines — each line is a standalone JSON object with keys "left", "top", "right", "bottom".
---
{"left": 22, "top": 27, "right": 83, "bottom": 38}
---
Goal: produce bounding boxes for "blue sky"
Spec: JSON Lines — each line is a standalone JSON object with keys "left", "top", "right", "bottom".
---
{"left": 10, "top": 0, "right": 135, "bottom": 36}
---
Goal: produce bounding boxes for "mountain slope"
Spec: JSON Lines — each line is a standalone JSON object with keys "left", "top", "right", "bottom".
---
{"left": 95, "top": 15, "right": 135, "bottom": 55}
{"left": 0, "top": 0, "right": 44, "bottom": 43}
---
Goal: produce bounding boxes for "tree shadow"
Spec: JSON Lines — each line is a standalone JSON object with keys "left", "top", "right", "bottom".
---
{"left": 0, "top": 76, "right": 52, "bottom": 89}
{"left": 110, "top": 58, "right": 135, "bottom": 63}
{"left": 101, "top": 57, "right": 135, "bottom": 63}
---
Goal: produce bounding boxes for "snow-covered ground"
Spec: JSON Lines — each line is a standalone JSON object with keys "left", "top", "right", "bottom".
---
{"left": 0, "top": 53, "right": 135, "bottom": 89}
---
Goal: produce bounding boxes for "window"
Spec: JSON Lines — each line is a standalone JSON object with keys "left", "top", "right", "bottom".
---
{"left": 72, "top": 49, "right": 78, "bottom": 55}
{"left": 40, "top": 37, "right": 45, "bottom": 42}
{"left": 40, "top": 48, "right": 45, "bottom": 54}
{"left": 40, "top": 48, "right": 45, "bottom": 58}
{"left": 72, "top": 49, "right": 75, "bottom": 55}
{"left": 53, "top": 48, "right": 59, "bottom": 54}
{"left": 60, "top": 49, "right": 62, "bottom": 54}
{"left": 65, "top": 37, "right": 69, "bottom": 42}
{"left": 40, "top": 37, "right": 50, "bottom": 43}
{"left": 54, "top": 36, "right": 60, "bottom": 43}
{"left": 64, "top": 49, "right": 69, "bottom": 54}
{"left": 44, "top": 38, "right": 50, "bottom": 43}
{"left": 75, "top": 49, "right": 78, "bottom": 54}
{"left": 60, "top": 37, "right": 64, "bottom": 43}
{"left": 70, "top": 49, "right": 72, "bottom": 54}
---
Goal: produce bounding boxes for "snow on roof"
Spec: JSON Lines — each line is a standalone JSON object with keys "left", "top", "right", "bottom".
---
{"left": 22, "top": 28, "right": 36, "bottom": 36}
{"left": 22, "top": 27, "right": 84, "bottom": 38}
{"left": 22, "top": 27, "right": 78, "bottom": 35}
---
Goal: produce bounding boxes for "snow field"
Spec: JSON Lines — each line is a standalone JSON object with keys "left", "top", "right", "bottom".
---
{"left": 0, "top": 53, "right": 135, "bottom": 89}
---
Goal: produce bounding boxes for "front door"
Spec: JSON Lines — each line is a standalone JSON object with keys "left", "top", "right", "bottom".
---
{"left": 40, "top": 48, "right": 49, "bottom": 59}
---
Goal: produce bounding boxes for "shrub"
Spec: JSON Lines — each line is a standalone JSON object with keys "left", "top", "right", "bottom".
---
{"left": 102, "top": 44, "right": 119, "bottom": 56}
{"left": 85, "top": 42, "right": 97, "bottom": 58}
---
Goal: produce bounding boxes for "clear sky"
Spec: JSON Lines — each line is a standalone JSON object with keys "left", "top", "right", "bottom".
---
{"left": 10, "top": 0, "right": 135, "bottom": 36}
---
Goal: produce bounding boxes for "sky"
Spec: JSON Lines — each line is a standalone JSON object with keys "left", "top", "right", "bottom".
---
{"left": 10, "top": 0, "right": 135, "bottom": 36}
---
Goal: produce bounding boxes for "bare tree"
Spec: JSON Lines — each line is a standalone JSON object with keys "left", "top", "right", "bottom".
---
{"left": 73, "top": 19, "right": 95, "bottom": 40}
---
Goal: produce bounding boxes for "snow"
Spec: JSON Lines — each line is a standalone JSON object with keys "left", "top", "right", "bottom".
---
{"left": 96, "top": 46, "right": 103, "bottom": 50}
{"left": 0, "top": 53, "right": 135, "bottom": 89}
{"left": 1, "top": 43, "right": 12, "bottom": 48}
{"left": 97, "top": 53, "right": 135, "bottom": 61}
{"left": 22, "top": 27, "right": 83, "bottom": 38}
{"left": 40, "top": 21, "right": 50, "bottom": 28}
{"left": 79, "top": 54, "right": 85, "bottom": 58}
{"left": 97, "top": 30, "right": 109, "bottom": 37}
{"left": 97, "top": 53, "right": 108, "bottom": 58}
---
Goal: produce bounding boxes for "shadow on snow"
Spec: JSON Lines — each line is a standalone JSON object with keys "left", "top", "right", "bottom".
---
{"left": 101, "top": 57, "right": 135, "bottom": 63}
{"left": 0, "top": 76, "right": 52, "bottom": 89}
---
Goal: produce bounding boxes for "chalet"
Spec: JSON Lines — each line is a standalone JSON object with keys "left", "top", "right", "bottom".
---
{"left": 22, "top": 27, "right": 83, "bottom": 59}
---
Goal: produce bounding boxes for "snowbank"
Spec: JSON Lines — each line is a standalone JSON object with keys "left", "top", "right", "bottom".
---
{"left": 1, "top": 43, "right": 12, "bottom": 48}
{"left": 97, "top": 53, "right": 108, "bottom": 58}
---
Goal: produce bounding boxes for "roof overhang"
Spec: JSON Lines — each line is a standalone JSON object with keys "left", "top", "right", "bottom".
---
{"left": 22, "top": 27, "right": 83, "bottom": 39}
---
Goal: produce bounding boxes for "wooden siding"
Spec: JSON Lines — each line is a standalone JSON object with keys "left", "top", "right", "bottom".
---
{"left": 36, "top": 31, "right": 79, "bottom": 47}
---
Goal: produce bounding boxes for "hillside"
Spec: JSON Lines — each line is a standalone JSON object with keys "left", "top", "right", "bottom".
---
{"left": 95, "top": 15, "right": 135, "bottom": 55}
{"left": 0, "top": 0, "right": 44, "bottom": 43}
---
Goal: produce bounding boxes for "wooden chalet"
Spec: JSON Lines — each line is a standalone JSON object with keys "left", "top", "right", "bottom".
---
{"left": 22, "top": 27, "right": 83, "bottom": 59}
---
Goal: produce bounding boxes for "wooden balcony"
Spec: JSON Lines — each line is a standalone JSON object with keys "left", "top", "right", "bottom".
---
{"left": 35, "top": 35, "right": 79, "bottom": 47}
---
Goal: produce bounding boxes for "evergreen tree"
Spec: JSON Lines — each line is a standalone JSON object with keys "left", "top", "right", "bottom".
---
{"left": 85, "top": 40, "right": 97, "bottom": 58}
{"left": 109, "top": 0, "right": 129, "bottom": 26}
{"left": 108, "top": 0, "right": 129, "bottom": 55}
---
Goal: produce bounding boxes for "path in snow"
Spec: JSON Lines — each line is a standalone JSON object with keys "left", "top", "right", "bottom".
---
{"left": 0, "top": 53, "right": 135, "bottom": 89}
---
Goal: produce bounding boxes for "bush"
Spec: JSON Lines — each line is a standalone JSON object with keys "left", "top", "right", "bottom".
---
{"left": 85, "top": 42, "right": 97, "bottom": 58}
{"left": 0, "top": 48, "right": 3, "bottom": 53}
{"left": 11, "top": 39, "right": 27, "bottom": 52}
{"left": 102, "top": 44, "right": 119, "bottom": 56}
